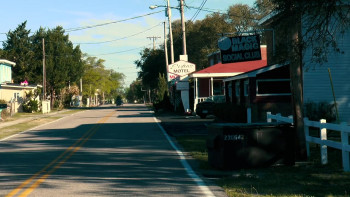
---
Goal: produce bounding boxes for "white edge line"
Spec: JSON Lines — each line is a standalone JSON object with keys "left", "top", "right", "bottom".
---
{"left": 0, "top": 110, "right": 88, "bottom": 142}
{"left": 152, "top": 114, "right": 215, "bottom": 197}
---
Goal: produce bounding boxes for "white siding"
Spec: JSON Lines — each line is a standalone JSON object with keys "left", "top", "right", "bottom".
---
{"left": 303, "top": 29, "right": 350, "bottom": 124}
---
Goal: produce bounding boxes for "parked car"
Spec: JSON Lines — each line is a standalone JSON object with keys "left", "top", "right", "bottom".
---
{"left": 116, "top": 98, "right": 123, "bottom": 106}
{"left": 196, "top": 95, "right": 225, "bottom": 119}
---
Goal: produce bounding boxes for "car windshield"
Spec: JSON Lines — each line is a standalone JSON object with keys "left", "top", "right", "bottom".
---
{"left": 205, "top": 95, "right": 225, "bottom": 103}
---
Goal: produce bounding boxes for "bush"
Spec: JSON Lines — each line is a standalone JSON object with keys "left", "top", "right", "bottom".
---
{"left": 153, "top": 93, "right": 173, "bottom": 112}
{"left": 304, "top": 101, "right": 336, "bottom": 122}
{"left": 214, "top": 103, "right": 247, "bottom": 123}
{"left": 23, "top": 100, "right": 39, "bottom": 113}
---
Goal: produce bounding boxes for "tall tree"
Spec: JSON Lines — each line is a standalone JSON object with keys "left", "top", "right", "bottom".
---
{"left": 126, "top": 80, "right": 144, "bottom": 103}
{"left": 42, "top": 26, "right": 83, "bottom": 105}
{"left": 135, "top": 48, "right": 166, "bottom": 91}
{"left": 82, "top": 55, "right": 124, "bottom": 102}
{"left": 2, "top": 21, "right": 34, "bottom": 83}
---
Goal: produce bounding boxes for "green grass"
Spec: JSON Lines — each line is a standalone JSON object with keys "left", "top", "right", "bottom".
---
{"left": 176, "top": 135, "right": 350, "bottom": 197}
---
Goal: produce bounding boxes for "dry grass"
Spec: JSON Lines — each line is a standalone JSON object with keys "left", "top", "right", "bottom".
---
{"left": 0, "top": 117, "right": 60, "bottom": 140}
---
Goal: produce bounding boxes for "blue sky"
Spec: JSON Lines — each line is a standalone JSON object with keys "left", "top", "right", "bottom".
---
{"left": 0, "top": 0, "right": 256, "bottom": 87}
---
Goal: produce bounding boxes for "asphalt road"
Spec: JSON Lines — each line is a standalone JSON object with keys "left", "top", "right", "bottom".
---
{"left": 0, "top": 104, "right": 225, "bottom": 197}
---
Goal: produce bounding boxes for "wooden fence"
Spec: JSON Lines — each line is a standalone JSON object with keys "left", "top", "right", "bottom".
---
{"left": 266, "top": 112, "right": 350, "bottom": 172}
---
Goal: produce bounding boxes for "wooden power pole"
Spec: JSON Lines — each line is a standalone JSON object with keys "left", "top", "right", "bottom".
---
{"left": 147, "top": 36, "right": 161, "bottom": 50}
{"left": 42, "top": 38, "right": 46, "bottom": 100}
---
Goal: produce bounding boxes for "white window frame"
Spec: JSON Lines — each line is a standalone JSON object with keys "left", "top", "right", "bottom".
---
{"left": 256, "top": 79, "right": 291, "bottom": 96}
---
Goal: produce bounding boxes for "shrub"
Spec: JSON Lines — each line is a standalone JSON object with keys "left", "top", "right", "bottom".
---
{"left": 23, "top": 100, "right": 39, "bottom": 113}
{"left": 214, "top": 103, "right": 247, "bottom": 123}
{"left": 304, "top": 101, "right": 336, "bottom": 122}
{"left": 153, "top": 93, "right": 173, "bottom": 112}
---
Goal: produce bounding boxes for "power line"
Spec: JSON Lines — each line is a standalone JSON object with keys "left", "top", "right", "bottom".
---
{"left": 73, "top": 23, "right": 162, "bottom": 45}
{"left": 65, "top": 10, "right": 163, "bottom": 32}
{"left": 92, "top": 43, "right": 154, "bottom": 56}
{"left": 0, "top": 10, "right": 163, "bottom": 35}
{"left": 189, "top": 0, "right": 208, "bottom": 22}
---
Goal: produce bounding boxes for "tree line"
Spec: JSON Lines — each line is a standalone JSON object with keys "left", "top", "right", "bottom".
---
{"left": 0, "top": 21, "right": 124, "bottom": 108}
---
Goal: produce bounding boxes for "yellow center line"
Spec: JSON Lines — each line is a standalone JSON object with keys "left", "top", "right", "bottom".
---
{"left": 6, "top": 110, "right": 116, "bottom": 197}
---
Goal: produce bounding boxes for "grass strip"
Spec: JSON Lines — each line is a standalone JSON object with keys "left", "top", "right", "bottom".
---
{"left": 0, "top": 117, "right": 61, "bottom": 140}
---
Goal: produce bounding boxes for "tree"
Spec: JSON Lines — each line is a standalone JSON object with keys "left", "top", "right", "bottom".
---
{"left": 42, "top": 26, "right": 83, "bottom": 106}
{"left": 82, "top": 55, "right": 124, "bottom": 103}
{"left": 156, "top": 73, "right": 167, "bottom": 102}
{"left": 125, "top": 80, "right": 144, "bottom": 103}
{"left": 185, "top": 13, "right": 235, "bottom": 69}
{"left": 227, "top": 4, "right": 259, "bottom": 32}
{"left": 170, "top": 4, "right": 258, "bottom": 70}
{"left": 2, "top": 21, "right": 35, "bottom": 83}
{"left": 135, "top": 48, "right": 166, "bottom": 92}
{"left": 266, "top": 0, "right": 350, "bottom": 159}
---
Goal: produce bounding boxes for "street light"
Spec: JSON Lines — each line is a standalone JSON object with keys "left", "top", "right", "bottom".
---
{"left": 150, "top": 1, "right": 174, "bottom": 64}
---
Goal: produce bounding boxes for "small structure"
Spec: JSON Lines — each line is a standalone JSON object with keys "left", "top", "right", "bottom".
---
{"left": 189, "top": 46, "right": 267, "bottom": 112}
{"left": 0, "top": 59, "right": 39, "bottom": 113}
{"left": 223, "top": 62, "right": 291, "bottom": 122}
{"left": 259, "top": 8, "right": 350, "bottom": 124}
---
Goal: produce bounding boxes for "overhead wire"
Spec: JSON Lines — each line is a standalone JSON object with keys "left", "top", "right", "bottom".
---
{"left": 65, "top": 10, "right": 163, "bottom": 32}
{"left": 73, "top": 23, "right": 162, "bottom": 45}
{"left": 189, "top": 0, "right": 208, "bottom": 22}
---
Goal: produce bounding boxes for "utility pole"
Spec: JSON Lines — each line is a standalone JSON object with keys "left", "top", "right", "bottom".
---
{"left": 147, "top": 36, "right": 161, "bottom": 50}
{"left": 42, "top": 38, "right": 46, "bottom": 100}
{"left": 163, "top": 22, "right": 169, "bottom": 81}
{"left": 167, "top": 0, "right": 175, "bottom": 64}
{"left": 179, "top": 0, "right": 187, "bottom": 55}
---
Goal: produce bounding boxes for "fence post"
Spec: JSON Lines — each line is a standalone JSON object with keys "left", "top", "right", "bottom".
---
{"left": 247, "top": 107, "right": 252, "bottom": 123}
{"left": 320, "top": 119, "right": 328, "bottom": 165}
{"left": 267, "top": 112, "right": 271, "bottom": 123}
{"left": 304, "top": 117, "right": 310, "bottom": 158}
{"left": 341, "top": 122, "right": 349, "bottom": 172}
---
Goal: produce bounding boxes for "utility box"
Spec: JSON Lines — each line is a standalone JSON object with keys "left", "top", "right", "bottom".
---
{"left": 207, "top": 123, "right": 295, "bottom": 170}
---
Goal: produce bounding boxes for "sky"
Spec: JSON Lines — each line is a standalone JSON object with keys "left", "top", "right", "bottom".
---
{"left": 0, "top": 0, "right": 256, "bottom": 87}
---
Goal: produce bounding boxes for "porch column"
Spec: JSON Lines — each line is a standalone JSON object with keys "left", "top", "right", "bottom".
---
{"left": 194, "top": 77, "right": 198, "bottom": 112}
{"left": 210, "top": 77, "right": 214, "bottom": 96}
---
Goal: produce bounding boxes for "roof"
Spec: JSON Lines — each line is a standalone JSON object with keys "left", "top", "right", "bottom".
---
{"left": 223, "top": 61, "right": 289, "bottom": 82}
{"left": 0, "top": 84, "right": 38, "bottom": 89}
{"left": 189, "top": 46, "right": 267, "bottom": 78}
{"left": 0, "top": 59, "right": 16, "bottom": 66}
{"left": 190, "top": 60, "right": 268, "bottom": 78}
{"left": 258, "top": 11, "right": 279, "bottom": 26}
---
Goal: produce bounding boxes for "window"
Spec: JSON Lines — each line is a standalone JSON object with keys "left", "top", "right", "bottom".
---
{"left": 244, "top": 80, "right": 249, "bottom": 96}
{"left": 256, "top": 79, "right": 291, "bottom": 96}
{"left": 235, "top": 81, "right": 240, "bottom": 97}
{"left": 228, "top": 82, "right": 232, "bottom": 101}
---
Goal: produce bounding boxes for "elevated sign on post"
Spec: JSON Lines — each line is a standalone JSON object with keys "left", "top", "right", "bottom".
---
{"left": 218, "top": 34, "right": 261, "bottom": 64}
{"left": 168, "top": 60, "right": 196, "bottom": 81}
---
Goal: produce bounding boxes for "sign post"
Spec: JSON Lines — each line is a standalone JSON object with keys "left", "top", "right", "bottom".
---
{"left": 168, "top": 60, "right": 195, "bottom": 81}
{"left": 168, "top": 60, "right": 195, "bottom": 113}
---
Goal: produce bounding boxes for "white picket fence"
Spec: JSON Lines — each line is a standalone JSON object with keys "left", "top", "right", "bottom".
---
{"left": 266, "top": 112, "right": 350, "bottom": 172}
